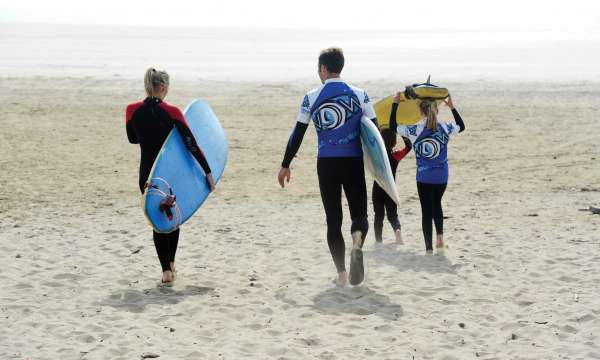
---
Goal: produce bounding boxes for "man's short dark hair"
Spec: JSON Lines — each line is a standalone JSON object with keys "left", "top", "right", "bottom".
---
{"left": 318, "top": 48, "right": 344, "bottom": 73}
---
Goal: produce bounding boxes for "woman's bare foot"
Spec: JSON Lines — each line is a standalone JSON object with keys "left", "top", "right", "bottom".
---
{"left": 170, "top": 262, "right": 176, "bottom": 279}
{"left": 395, "top": 229, "right": 403, "bottom": 244}
{"left": 436, "top": 234, "right": 444, "bottom": 249}
{"left": 161, "top": 270, "right": 174, "bottom": 285}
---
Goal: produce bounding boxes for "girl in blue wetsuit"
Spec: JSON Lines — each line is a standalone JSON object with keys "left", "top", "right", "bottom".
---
{"left": 389, "top": 91, "right": 465, "bottom": 253}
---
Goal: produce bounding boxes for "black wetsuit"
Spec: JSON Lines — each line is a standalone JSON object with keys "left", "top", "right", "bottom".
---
{"left": 126, "top": 97, "right": 211, "bottom": 272}
{"left": 317, "top": 157, "right": 368, "bottom": 272}
{"left": 372, "top": 138, "right": 411, "bottom": 242}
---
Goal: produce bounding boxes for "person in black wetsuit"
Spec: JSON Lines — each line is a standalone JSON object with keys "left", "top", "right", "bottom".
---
{"left": 126, "top": 68, "right": 215, "bottom": 285}
{"left": 389, "top": 90, "right": 465, "bottom": 253}
{"left": 372, "top": 128, "right": 411, "bottom": 244}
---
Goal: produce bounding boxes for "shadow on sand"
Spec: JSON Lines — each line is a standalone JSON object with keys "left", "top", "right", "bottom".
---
{"left": 366, "top": 242, "right": 461, "bottom": 274}
{"left": 312, "top": 285, "right": 403, "bottom": 321}
{"left": 99, "top": 285, "right": 214, "bottom": 313}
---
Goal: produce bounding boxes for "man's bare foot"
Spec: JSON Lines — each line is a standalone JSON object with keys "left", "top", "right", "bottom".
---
{"left": 335, "top": 271, "right": 347, "bottom": 287}
{"left": 349, "top": 231, "right": 365, "bottom": 286}
{"left": 395, "top": 229, "right": 403, "bottom": 244}
{"left": 352, "top": 231, "right": 363, "bottom": 250}
{"left": 425, "top": 249, "right": 434, "bottom": 255}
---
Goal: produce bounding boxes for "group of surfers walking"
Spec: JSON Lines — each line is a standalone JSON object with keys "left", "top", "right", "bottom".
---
{"left": 126, "top": 47, "right": 465, "bottom": 286}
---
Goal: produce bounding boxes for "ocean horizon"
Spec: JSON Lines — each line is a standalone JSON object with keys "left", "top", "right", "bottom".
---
{"left": 1, "top": 23, "right": 598, "bottom": 82}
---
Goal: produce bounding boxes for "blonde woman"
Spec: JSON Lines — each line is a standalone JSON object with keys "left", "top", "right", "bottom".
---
{"left": 389, "top": 90, "right": 465, "bottom": 253}
{"left": 125, "top": 68, "right": 215, "bottom": 285}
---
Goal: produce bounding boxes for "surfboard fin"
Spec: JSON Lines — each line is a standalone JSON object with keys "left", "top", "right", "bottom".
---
{"left": 426, "top": 75, "right": 431, "bottom": 84}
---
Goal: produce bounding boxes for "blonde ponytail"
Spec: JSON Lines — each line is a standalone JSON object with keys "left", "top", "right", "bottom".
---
{"left": 144, "top": 67, "right": 170, "bottom": 98}
{"left": 419, "top": 100, "right": 438, "bottom": 131}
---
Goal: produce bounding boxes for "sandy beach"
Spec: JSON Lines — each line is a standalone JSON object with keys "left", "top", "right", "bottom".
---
{"left": 0, "top": 76, "right": 599, "bottom": 359}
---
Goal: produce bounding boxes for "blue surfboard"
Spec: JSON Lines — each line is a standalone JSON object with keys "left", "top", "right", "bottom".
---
{"left": 360, "top": 116, "right": 401, "bottom": 205}
{"left": 142, "top": 99, "right": 228, "bottom": 233}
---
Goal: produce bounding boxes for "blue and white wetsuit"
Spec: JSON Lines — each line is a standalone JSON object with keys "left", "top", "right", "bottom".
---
{"left": 281, "top": 78, "right": 377, "bottom": 273}
{"left": 282, "top": 78, "right": 376, "bottom": 166}
{"left": 390, "top": 102, "right": 465, "bottom": 250}
{"left": 397, "top": 118, "right": 460, "bottom": 184}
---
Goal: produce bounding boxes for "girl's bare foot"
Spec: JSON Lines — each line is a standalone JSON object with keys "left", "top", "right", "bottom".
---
{"left": 395, "top": 229, "right": 403, "bottom": 244}
{"left": 436, "top": 234, "right": 444, "bottom": 249}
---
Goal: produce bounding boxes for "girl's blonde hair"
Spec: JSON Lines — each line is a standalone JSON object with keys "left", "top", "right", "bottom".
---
{"left": 419, "top": 99, "right": 438, "bottom": 131}
{"left": 144, "top": 67, "right": 169, "bottom": 98}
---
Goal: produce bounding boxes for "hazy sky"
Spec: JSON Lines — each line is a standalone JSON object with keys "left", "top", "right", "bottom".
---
{"left": 1, "top": 0, "right": 599, "bottom": 33}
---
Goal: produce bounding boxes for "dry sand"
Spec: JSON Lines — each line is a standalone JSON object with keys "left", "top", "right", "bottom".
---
{"left": 1, "top": 77, "right": 599, "bottom": 359}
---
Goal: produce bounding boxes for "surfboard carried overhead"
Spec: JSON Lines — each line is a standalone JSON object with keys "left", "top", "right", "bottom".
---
{"left": 374, "top": 77, "right": 449, "bottom": 129}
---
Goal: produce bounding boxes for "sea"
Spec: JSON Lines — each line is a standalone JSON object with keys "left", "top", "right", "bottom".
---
{"left": 1, "top": 23, "right": 599, "bottom": 82}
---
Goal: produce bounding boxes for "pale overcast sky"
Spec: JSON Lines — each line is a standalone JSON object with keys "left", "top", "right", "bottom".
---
{"left": 1, "top": 0, "right": 599, "bottom": 33}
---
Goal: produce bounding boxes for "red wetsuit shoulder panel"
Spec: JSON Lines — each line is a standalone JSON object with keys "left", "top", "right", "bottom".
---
{"left": 126, "top": 101, "right": 144, "bottom": 123}
{"left": 158, "top": 101, "right": 186, "bottom": 124}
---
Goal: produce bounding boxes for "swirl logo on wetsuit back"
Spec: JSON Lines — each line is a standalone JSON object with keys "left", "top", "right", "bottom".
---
{"left": 415, "top": 138, "right": 441, "bottom": 159}
{"left": 414, "top": 127, "right": 450, "bottom": 160}
{"left": 312, "top": 94, "right": 361, "bottom": 131}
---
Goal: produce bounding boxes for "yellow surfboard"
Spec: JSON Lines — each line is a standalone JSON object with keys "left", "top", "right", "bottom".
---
{"left": 374, "top": 84, "right": 449, "bottom": 129}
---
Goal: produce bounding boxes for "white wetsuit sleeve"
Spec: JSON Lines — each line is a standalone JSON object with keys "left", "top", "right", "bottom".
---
{"left": 397, "top": 124, "right": 420, "bottom": 144}
{"left": 442, "top": 122, "right": 460, "bottom": 137}
{"left": 362, "top": 91, "right": 376, "bottom": 119}
{"left": 295, "top": 94, "right": 311, "bottom": 124}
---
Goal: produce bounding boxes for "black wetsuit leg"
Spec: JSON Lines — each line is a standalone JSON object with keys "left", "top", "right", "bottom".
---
{"left": 317, "top": 158, "right": 345, "bottom": 273}
{"left": 384, "top": 192, "right": 401, "bottom": 232}
{"left": 317, "top": 157, "right": 369, "bottom": 272}
{"left": 153, "top": 232, "right": 171, "bottom": 272}
{"left": 140, "top": 183, "right": 179, "bottom": 272}
{"left": 341, "top": 158, "right": 369, "bottom": 243}
{"left": 168, "top": 229, "right": 179, "bottom": 265}
{"left": 432, "top": 184, "right": 447, "bottom": 235}
{"left": 417, "top": 182, "right": 447, "bottom": 251}
{"left": 152, "top": 229, "right": 179, "bottom": 272}
{"left": 417, "top": 182, "right": 433, "bottom": 250}
{"left": 372, "top": 182, "right": 386, "bottom": 242}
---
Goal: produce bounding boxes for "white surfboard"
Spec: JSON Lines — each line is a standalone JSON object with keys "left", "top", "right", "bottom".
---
{"left": 360, "top": 116, "right": 401, "bottom": 205}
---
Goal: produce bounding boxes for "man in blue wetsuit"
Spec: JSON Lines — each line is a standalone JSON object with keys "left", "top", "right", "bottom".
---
{"left": 277, "top": 48, "right": 378, "bottom": 286}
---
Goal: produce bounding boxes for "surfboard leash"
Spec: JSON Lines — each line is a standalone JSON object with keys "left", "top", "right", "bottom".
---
{"left": 144, "top": 177, "right": 182, "bottom": 228}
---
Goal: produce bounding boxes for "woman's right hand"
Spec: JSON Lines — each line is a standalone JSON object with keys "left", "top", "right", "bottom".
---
{"left": 206, "top": 173, "right": 215, "bottom": 192}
